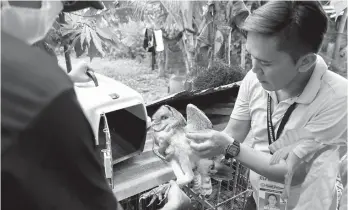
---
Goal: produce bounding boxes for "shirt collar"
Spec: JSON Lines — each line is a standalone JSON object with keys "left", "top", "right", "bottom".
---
{"left": 296, "top": 55, "right": 327, "bottom": 104}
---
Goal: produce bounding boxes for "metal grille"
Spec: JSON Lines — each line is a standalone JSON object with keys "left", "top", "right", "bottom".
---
{"left": 120, "top": 160, "right": 251, "bottom": 210}
{"left": 120, "top": 188, "right": 166, "bottom": 210}
{"left": 185, "top": 160, "right": 252, "bottom": 210}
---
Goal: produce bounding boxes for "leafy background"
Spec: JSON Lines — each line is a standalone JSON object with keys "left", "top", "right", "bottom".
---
{"left": 45, "top": 0, "right": 347, "bottom": 104}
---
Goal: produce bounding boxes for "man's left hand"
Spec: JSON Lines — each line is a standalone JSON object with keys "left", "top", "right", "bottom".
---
{"left": 161, "top": 181, "right": 191, "bottom": 210}
{"left": 68, "top": 61, "right": 93, "bottom": 83}
{"left": 186, "top": 129, "right": 233, "bottom": 159}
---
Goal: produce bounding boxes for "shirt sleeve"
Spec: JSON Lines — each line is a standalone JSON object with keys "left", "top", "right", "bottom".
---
{"left": 1, "top": 88, "right": 123, "bottom": 210}
{"left": 293, "top": 96, "right": 347, "bottom": 160}
{"left": 230, "top": 71, "right": 252, "bottom": 121}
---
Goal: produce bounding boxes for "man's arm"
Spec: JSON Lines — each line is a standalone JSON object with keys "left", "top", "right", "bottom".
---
{"left": 189, "top": 127, "right": 306, "bottom": 185}
{"left": 221, "top": 118, "right": 297, "bottom": 184}
{"left": 224, "top": 70, "right": 253, "bottom": 143}
{"left": 235, "top": 143, "right": 306, "bottom": 184}
{"left": 45, "top": 89, "right": 122, "bottom": 209}
{"left": 225, "top": 96, "right": 347, "bottom": 185}
{"left": 2, "top": 88, "right": 123, "bottom": 210}
{"left": 223, "top": 118, "right": 251, "bottom": 143}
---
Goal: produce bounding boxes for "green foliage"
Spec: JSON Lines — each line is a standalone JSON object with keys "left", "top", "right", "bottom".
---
{"left": 229, "top": 31, "right": 252, "bottom": 71}
{"left": 193, "top": 59, "right": 246, "bottom": 91}
{"left": 49, "top": 2, "right": 150, "bottom": 61}
{"left": 105, "top": 20, "right": 147, "bottom": 60}
{"left": 57, "top": 11, "right": 117, "bottom": 61}
{"left": 45, "top": 1, "right": 138, "bottom": 61}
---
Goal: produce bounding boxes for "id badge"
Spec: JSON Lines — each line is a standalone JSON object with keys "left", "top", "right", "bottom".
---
{"left": 257, "top": 175, "right": 288, "bottom": 210}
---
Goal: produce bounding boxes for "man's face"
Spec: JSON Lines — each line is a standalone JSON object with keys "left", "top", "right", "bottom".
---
{"left": 268, "top": 195, "right": 277, "bottom": 207}
{"left": 2, "top": 0, "right": 64, "bottom": 45}
{"left": 246, "top": 32, "right": 299, "bottom": 91}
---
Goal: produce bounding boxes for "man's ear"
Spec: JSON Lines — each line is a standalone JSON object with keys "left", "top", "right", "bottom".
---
{"left": 296, "top": 53, "right": 317, "bottom": 73}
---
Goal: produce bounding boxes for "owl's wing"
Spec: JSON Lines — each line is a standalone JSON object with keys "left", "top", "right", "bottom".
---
{"left": 186, "top": 104, "right": 213, "bottom": 132}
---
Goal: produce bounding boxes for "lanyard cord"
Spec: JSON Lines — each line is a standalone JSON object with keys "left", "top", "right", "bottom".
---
{"left": 267, "top": 94, "right": 297, "bottom": 154}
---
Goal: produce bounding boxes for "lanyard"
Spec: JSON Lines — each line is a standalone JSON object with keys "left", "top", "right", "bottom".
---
{"left": 267, "top": 94, "right": 297, "bottom": 154}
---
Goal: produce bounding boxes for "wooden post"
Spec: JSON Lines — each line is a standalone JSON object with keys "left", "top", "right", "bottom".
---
{"left": 180, "top": 38, "right": 191, "bottom": 76}
{"left": 208, "top": 4, "right": 216, "bottom": 69}
{"left": 210, "top": 18, "right": 216, "bottom": 68}
{"left": 159, "top": 51, "right": 166, "bottom": 78}
{"left": 333, "top": 8, "right": 347, "bottom": 60}
{"left": 327, "top": 42, "right": 335, "bottom": 58}
{"left": 227, "top": 28, "right": 232, "bottom": 66}
{"left": 59, "top": 13, "right": 72, "bottom": 73}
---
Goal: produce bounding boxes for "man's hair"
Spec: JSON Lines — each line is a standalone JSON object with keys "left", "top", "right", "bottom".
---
{"left": 268, "top": 194, "right": 277, "bottom": 200}
{"left": 241, "top": 1, "right": 328, "bottom": 62}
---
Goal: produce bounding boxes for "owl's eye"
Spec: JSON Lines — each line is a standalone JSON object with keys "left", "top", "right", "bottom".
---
{"left": 161, "top": 115, "right": 168, "bottom": 120}
{"left": 209, "top": 161, "right": 215, "bottom": 170}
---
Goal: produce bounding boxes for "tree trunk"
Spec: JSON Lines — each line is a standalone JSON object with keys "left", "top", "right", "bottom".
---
{"left": 180, "top": 1, "right": 195, "bottom": 77}
{"left": 63, "top": 45, "right": 72, "bottom": 73}
{"left": 227, "top": 28, "right": 232, "bottom": 66}
{"left": 210, "top": 18, "right": 216, "bottom": 68}
{"left": 180, "top": 40, "right": 191, "bottom": 76}
{"left": 163, "top": 34, "right": 186, "bottom": 76}
{"left": 151, "top": 50, "right": 156, "bottom": 70}
{"left": 333, "top": 8, "right": 348, "bottom": 60}
{"left": 241, "top": 38, "right": 246, "bottom": 69}
{"left": 158, "top": 51, "right": 166, "bottom": 78}
{"left": 59, "top": 13, "right": 72, "bottom": 73}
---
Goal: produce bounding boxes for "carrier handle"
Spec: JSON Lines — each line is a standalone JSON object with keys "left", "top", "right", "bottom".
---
{"left": 86, "top": 68, "right": 99, "bottom": 87}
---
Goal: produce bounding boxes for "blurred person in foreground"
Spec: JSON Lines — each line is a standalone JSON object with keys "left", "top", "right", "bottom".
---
{"left": 1, "top": 1, "right": 190, "bottom": 210}
{"left": 338, "top": 154, "right": 347, "bottom": 210}
{"left": 186, "top": 1, "right": 347, "bottom": 210}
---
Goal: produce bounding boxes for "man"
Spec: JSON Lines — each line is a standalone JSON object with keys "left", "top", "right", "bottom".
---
{"left": 186, "top": 1, "right": 347, "bottom": 210}
{"left": 264, "top": 194, "right": 280, "bottom": 210}
{"left": 1, "top": 1, "right": 190, "bottom": 210}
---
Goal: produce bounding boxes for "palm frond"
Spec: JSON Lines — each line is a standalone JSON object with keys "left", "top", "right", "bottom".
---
{"left": 126, "top": 0, "right": 157, "bottom": 21}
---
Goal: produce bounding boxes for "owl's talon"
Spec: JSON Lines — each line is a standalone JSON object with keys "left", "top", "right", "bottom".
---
{"left": 139, "top": 183, "right": 171, "bottom": 207}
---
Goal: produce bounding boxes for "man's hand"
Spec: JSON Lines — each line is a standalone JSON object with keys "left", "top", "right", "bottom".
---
{"left": 161, "top": 181, "right": 191, "bottom": 210}
{"left": 68, "top": 61, "right": 94, "bottom": 83}
{"left": 270, "top": 144, "right": 297, "bottom": 165}
{"left": 186, "top": 129, "right": 234, "bottom": 158}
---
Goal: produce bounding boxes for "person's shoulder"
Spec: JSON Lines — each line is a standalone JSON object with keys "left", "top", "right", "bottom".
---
{"left": 243, "top": 69, "right": 257, "bottom": 82}
{"left": 321, "top": 70, "right": 348, "bottom": 99}
{"left": 2, "top": 32, "right": 73, "bottom": 101}
{"left": 240, "top": 69, "right": 259, "bottom": 89}
{"left": 1, "top": 32, "right": 75, "bottom": 143}
{"left": 240, "top": 69, "right": 263, "bottom": 98}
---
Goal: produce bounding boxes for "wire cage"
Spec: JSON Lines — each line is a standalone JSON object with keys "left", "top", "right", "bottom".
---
{"left": 119, "top": 188, "right": 165, "bottom": 210}
{"left": 185, "top": 159, "right": 252, "bottom": 210}
{"left": 119, "top": 159, "right": 252, "bottom": 210}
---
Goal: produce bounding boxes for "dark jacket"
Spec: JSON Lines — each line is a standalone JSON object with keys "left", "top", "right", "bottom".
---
{"left": 1, "top": 31, "right": 122, "bottom": 210}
